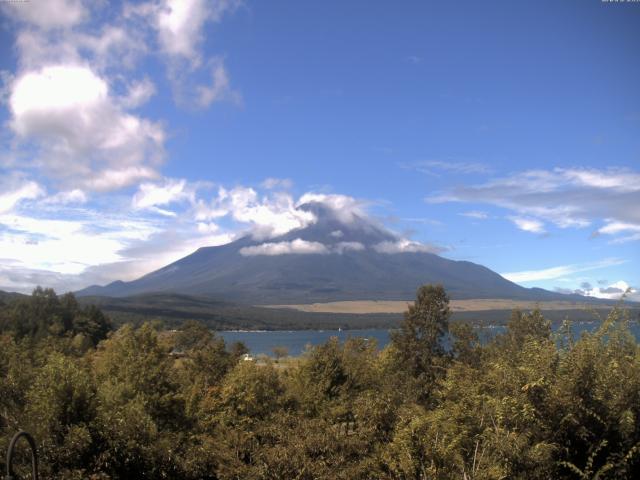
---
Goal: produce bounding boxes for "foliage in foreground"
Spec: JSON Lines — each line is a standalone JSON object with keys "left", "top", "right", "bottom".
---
{"left": 1, "top": 285, "right": 640, "bottom": 479}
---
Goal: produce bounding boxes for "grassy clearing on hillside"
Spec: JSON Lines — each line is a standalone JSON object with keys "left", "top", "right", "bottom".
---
{"left": 264, "top": 298, "right": 621, "bottom": 314}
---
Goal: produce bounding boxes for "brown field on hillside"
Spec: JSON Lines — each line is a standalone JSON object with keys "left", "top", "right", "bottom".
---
{"left": 263, "top": 299, "right": 612, "bottom": 314}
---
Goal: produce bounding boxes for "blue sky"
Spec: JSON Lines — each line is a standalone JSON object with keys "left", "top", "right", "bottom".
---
{"left": 0, "top": 0, "right": 639, "bottom": 300}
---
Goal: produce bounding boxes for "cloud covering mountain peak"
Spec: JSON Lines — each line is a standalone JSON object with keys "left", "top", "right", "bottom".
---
{"left": 232, "top": 194, "right": 443, "bottom": 257}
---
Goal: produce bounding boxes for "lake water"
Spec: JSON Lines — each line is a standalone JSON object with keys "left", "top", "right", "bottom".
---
{"left": 219, "top": 322, "right": 640, "bottom": 356}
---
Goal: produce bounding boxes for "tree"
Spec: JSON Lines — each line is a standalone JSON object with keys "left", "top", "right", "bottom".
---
{"left": 92, "top": 323, "right": 187, "bottom": 478}
{"left": 216, "top": 361, "right": 284, "bottom": 423}
{"left": 25, "top": 353, "right": 96, "bottom": 477}
{"left": 502, "top": 308, "right": 551, "bottom": 351}
{"left": 228, "top": 340, "right": 249, "bottom": 360}
{"left": 5, "top": 287, "right": 67, "bottom": 339}
{"left": 272, "top": 345, "right": 289, "bottom": 361}
{"left": 297, "top": 337, "right": 349, "bottom": 404}
{"left": 450, "top": 322, "right": 482, "bottom": 368}
{"left": 391, "top": 284, "right": 450, "bottom": 402}
{"left": 0, "top": 289, "right": 111, "bottom": 346}
{"left": 72, "top": 304, "right": 112, "bottom": 346}
{"left": 174, "top": 320, "right": 213, "bottom": 352}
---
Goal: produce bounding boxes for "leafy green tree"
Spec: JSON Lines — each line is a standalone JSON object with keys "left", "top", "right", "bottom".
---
{"left": 175, "top": 321, "right": 239, "bottom": 421}
{"left": 450, "top": 321, "right": 482, "bottom": 368}
{"left": 500, "top": 307, "right": 552, "bottom": 351}
{"left": 547, "top": 308, "right": 640, "bottom": 478}
{"left": 293, "top": 337, "right": 353, "bottom": 417}
{"left": 4, "top": 287, "right": 67, "bottom": 339}
{"left": 0, "top": 289, "right": 111, "bottom": 346}
{"left": 0, "top": 335, "right": 35, "bottom": 454}
{"left": 229, "top": 340, "right": 250, "bottom": 359}
{"left": 71, "top": 304, "right": 112, "bottom": 346}
{"left": 216, "top": 361, "right": 284, "bottom": 423}
{"left": 391, "top": 284, "right": 451, "bottom": 403}
{"left": 2, "top": 284, "right": 640, "bottom": 479}
{"left": 92, "top": 323, "right": 187, "bottom": 478}
{"left": 25, "top": 353, "right": 97, "bottom": 478}
{"left": 174, "top": 320, "right": 213, "bottom": 351}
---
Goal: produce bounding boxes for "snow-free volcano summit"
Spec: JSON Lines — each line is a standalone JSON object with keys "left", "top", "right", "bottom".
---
{"left": 77, "top": 198, "right": 581, "bottom": 304}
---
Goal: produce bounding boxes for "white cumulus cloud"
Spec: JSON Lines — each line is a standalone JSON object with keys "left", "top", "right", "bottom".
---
{"left": 297, "top": 193, "right": 367, "bottom": 225}
{"left": 196, "top": 58, "right": 242, "bottom": 108}
{"left": 597, "top": 221, "right": 640, "bottom": 244}
{"left": 9, "top": 65, "right": 165, "bottom": 191}
{"left": 42, "top": 189, "right": 88, "bottom": 205}
{"left": 121, "top": 77, "right": 156, "bottom": 108}
{"left": 373, "top": 239, "right": 441, "bottom": 254}
{"left": 580, "top": 280, "right": 637, "bottom": 301}
{"left": 2, "top": 0, "right": 87, "bottom": 30}
{"left": 509, "top": 216, "right": 546, "bottom": 234}
{"left": 560, "top": 168, "right": 640, "bottom": 192}
{"left": 427, "top": 166, "right": 640, "bottom": 242}
{"left": 0, "top": 213, "right": 157, "bottom": 276}
{"left": 206, "top": 187, "right": 317, "bottom": 239}
{"left": 240, "top": 239, "right": 329, "bottom": 256}
{"left": 132, "top": 178, "right": 194, "bottom": 211}
{"left": 156, "top": 0, "right": 218, "bottom": 63}
{"left": 334, "top": 241, "right": 365, "bottom": 253}
{"left": 0, "top": 180, "right": 44, "bottom": 214}
{"left": 124, "top": 0, "right": 241, "bottom": 108}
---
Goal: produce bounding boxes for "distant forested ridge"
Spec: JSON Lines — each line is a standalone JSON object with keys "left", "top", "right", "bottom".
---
{"left": 1, "top": 286, "right": 640, "bottom": 479}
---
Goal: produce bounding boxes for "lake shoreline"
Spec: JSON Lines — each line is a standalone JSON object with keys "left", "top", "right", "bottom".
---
{"left": 217, "top": 321, "right": 640, "bottom": 357}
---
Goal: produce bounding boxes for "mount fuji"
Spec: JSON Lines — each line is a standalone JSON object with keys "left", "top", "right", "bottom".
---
{"left": 77, "top": 200, "right": 579, "bottom": 305}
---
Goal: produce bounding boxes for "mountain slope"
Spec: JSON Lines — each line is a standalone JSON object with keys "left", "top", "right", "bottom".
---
{"left": 77, "top": 201, "right": 583, "bottom": 304}
{"left": 0, "top": 290, "right": 27, "bottom": 304}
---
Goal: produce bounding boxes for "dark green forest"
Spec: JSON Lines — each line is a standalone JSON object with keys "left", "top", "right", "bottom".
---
{"left": 1, "top": 286, "right": 640, "bottom": 479}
